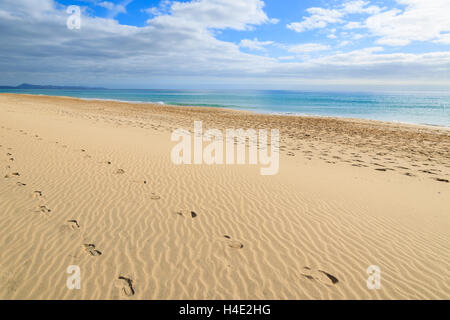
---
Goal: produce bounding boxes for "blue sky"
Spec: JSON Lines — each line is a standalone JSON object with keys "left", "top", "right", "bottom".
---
{"left": 1, "top": 0, "right": 450, "bottom": 90}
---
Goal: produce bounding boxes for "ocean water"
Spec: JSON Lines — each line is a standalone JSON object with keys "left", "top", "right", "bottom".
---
{"left": 1, "top": 89, "right": 450, "bottom": 127}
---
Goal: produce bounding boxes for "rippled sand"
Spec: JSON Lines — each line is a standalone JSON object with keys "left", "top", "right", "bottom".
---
{"left": 0, "top": 93, "right": 448, "bottom": 299}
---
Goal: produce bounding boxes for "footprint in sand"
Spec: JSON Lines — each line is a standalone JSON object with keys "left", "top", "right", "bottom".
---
{"left": 32, "top": 190, "right": 43, "bottom": 199}
{"left": 67, "top": 220, "right": 80, "bottom": 230}
{"left": 4, "top": 172, "right": 20, "bottom": 178}
{"left": 223, "top": 235, "right": 244, "bottom": 249}
{"left": 287, "top": 152, "right": 295, "bottom": 156}
{"left": 115, "top": 276, "right": 135, "bottom": 297}
{"left": 34, "top": 205, "right": 51, "bottom": 214}
{"left": 132, "top": 179, "right": 147, "bottom": 184}
{"left": 300, "top": 266, "right": 339, "bottom": 287}
{"left": 434, "top": 178, "right": 449, "bottom": 183}
{"left": 82, "top": 244, "right": 102, "bottom": 256}
{"left": 16, "top": 182, "right": 26, "bottom": 187}
{"left": 114, "top": 169, "right": 125, "bottom": 175}
{"left": 60, "top": 220, "right": 81, "bottom": 235}
{"left": 150, "top": 192, "right": 160, "bottom": 200}
{"left": 175, "top": 211, "right": 197, "bottom": 218}
{"left": 228, "top": 241, "right": 244, "bottom": 249}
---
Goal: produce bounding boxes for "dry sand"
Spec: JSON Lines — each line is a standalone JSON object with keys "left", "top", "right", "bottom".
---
{"left": 0, "top": 93, "right": 449, "bottom": 300}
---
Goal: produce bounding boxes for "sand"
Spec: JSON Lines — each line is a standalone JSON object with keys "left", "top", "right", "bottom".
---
{"left": 0, "top": 93, "right": 448, "bottom": 300}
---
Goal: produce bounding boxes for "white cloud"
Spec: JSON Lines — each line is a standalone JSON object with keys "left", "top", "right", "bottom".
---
{"left": 288, "top": 0, "right": 450, "bottom": 47}
{"left": 305, "top": 47, "right": 450, "bottom": 69}
{"left": 352, "top": 33, "right": 365, "bottom": 40}
{"left": 377, "top": 37, "right": 411, "bottom": 46}
{"left": 278, "top": 56, "right": 295, "bottom": 61}
{"left": 344, "top": 21, "right": 363, "bottom": 29}
{"left": 98, "top": 1, "right": 114, "bottom": 10}
{"left": 153, "top": 0, "right": 272, "bottom": 31}
{"left": 341, "top": 0, "right": 380, "bottom": 14}
{"left": 435, "top": 33, "right": 450, "bottom": 45}
{"left": 142, "top": 7, "right": 160, "bottom": 16}
{"left": 287, "top": 43, "right": 330, "bottom": 53}
{"left": 338, "top": 40, "right": 351, "bottom": 47}
{"left": 287, "top": 7, "right": 343, "bottom": 32}
{"left": 239, "top": 38, "right": 274, "bottom": 51}
{"left": 273, "top": 48, "right": 450, "bottom": 87}
{"left": 142, "top": 0, "right": 172, "bottom": 16}
{"left": 365, "top": 0, "right": 450, "bottom": 46}
{"left": 87, "top": 0, "right": 133, "bottom": 18}
{"left": 269, "top": 18, "right": 280, "bottom": 24}
{"left": 287, "top": 1, "right": 381, "bottom": 33}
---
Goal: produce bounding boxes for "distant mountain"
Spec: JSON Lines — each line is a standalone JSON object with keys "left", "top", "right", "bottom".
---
{"left": 0, "top": 83, "right": 106, "bottom": 90}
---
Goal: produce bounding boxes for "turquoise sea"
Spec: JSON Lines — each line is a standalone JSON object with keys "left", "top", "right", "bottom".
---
{"left": 1, "top": 89, "right": 449, "bottom": 127}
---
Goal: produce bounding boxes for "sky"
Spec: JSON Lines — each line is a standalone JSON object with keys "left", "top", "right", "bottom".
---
{"left": 0, "top": 0, "right": 450, "bottom": 91}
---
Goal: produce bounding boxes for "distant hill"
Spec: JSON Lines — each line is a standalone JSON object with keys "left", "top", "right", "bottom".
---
{"left": 0, "top": 83, "right": 106, "bottom": 90}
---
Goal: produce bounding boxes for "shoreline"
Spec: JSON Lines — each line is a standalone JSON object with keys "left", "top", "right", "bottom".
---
{"left": 1, "top": 92, "right": 449, "bottom": 131}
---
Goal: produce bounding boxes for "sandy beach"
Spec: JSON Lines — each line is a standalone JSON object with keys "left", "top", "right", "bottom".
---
{"left": 0, "top": 93, "right": 448, "bottom": 300}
